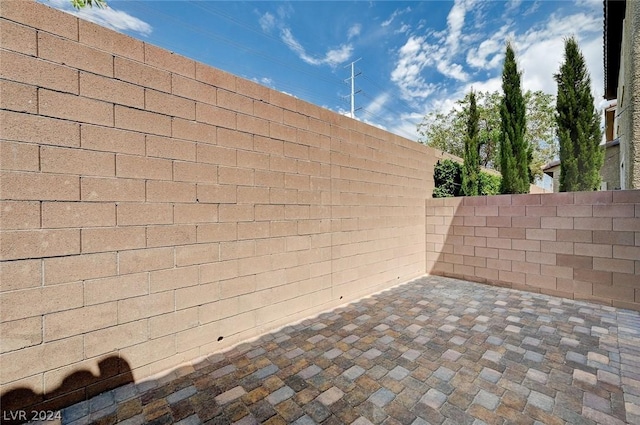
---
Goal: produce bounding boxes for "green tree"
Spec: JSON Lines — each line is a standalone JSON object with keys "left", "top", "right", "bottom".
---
{"left": 432, "top": 159, "right": 462, "bottom": 198}
{"left": 554, "top": 37, "right": 603, "bottom": 191}
{"left": 461, "top": 90, "right": 480, "bottom": 196}
{"left": 499, "top": 42, "right": 529, "bottom": 194}
{"left": 71, "top": 0, "right": 106, "bottom": 8}
{"left": 525, "top": 90, "right": 557, "bottom": 182}
{"left": 418, "top": 90, "right": 555, "bottom": 180}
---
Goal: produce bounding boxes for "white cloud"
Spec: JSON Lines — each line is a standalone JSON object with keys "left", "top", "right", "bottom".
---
{"left": 446, "top": 0, "right": 473, "bottom": 54}
{"left": 395, "top": 24, "right": 411, "bottom": 35}
{"left": 466, "top": 25, "right": 512, "bottom": 70}
{"left": 259, "top": 12, "right": 276, "bottom": 32}
{"left": 515, "top": 11, "right": 603, "bottom": 98}
{"left": 365, "top": 92, "right": 390, "bottom": 116}
{"left": 381, "top": 6, "right": 411, "bottom": 28}
{"left": 348, "top": 23, "right": 362, "bottom": 40}
{"left": 391, "top": 0, "right": 475, "bottom": 97}
{"left": 281, "top": 27, "right": 353, "bottom": 68}
{"left": 390, "top": 35, "right": 438, "bottom": 100}
{"left": 46, "top": 0, "right": 151, "bottom": 36}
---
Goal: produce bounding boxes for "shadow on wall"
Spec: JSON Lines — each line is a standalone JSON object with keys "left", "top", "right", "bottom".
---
{"left": 0, "top": 356, "right": 133, "bottom": 425}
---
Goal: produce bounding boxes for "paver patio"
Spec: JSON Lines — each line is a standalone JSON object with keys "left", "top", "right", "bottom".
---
{"left": 59, "top": 276, "right": 640, "bottom": 425}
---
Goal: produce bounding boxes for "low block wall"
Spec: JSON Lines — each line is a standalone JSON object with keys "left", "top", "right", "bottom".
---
{"left": 0, "top": 0, "right": 438, "bottom": 413}
{"left": 426, "top": 191, "right": 640, "bottom": 311}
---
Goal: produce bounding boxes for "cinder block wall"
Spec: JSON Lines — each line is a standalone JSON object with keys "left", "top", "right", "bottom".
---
{"left": 0, "top": 1, "right": 437, "bottom": 412}
{"left": 426, "top": 191, "right": 640, "bottom": 311}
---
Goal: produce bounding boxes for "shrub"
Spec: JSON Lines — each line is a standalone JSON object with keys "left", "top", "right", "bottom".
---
{"left": 478, "top": 172, "right": 501, "bottom": 195}
{"left": 433, "top": 159, "right": 501, "bottom": 197}
{"left": 433, "top": 159, "right": 462, "bottom": 198}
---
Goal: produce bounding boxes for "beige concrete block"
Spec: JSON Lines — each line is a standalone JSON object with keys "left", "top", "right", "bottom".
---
{"left": 174, "top": 204, "right": 218, "bottom": 224}
{"left": 0, "top": 18, "right": 37, "bottom": 56}
{"left": 172, "top": 74, "right": 216, "bottom": 104}
{"left": 146, "top": 180, "right": 196, "bottom": 203}
{"left": 149, "top": 308, "right": 198, "bottom": 339}
{"left": 613, "top": 218, "right": 640, "bottom": 232}
{"left": 175, "top": 243, "right": 220, "bottom": 267}
{"left": 116, "top": 154, "right": 172, "bottom": 180}
{"left": 0, "top": 316, "right": 41, "bottom": 354}
{"left": 39, "top": 89, "right": 113, "bottom": 127}
{"left": 199, "top": 259, "right": 238, "bottom": 283}
{"left": 172, "top": 117, "right": 217, "bottom": 144}
{"left": 44, "top": 252, "right": 116, "bottom": 285}
{"left": 146, "top": 135, "right": 196, "bottom": 162}
{"left": 147, "top": 224, "right": 197, "bottom": 248}
{"left": 84, "top": 320, "right": 148, "bottom": 358}
{"left": 145, "top": 88, "right": 195, "bottom": 120}
{"left": 145, "top": 43, "right": 195, "bottom": 77}
{"left": 219, "top": 275, "right": 256, "bottom": 299}
{"left": 115, "top": 105, "right": 172, "bottom": 137}
{"left": 0, "top": 259, "right": 41, "bottom": 292}
{"left": 574, "top": 217, "right": 612, "bottom": 231}
{"left": 237, "top": 114, "right": 269, "bottom": 137}
{"left": 114, "top": 56, "right": 171, "bottom": 93}
{"left": 80, "top": 71, "right": 144, "bottom": 111}
{"left": 150, "top": 265, "right": 199, "bottom": 293}
{"left": 119, "top": 334, "right": 176, "bottom": 369}
{"left": 613, "top": 244, "right": 640, "bottom": 261}
{"left": 44, "top": 302, "right": 117, "bottom": 342}
{"left": 197, "top": 222, "right": 237, "bottom": 243}
{"left": 196, "top": 103, "right": 236, "bottom": 128}
{"left": 0, "top": 336, "right": 83, "bottom": 385}
{"left": 84, "top": 272, "right": 148, "bottom": 306}
{"left": 0, "top": 79, "right": 37, "bottom": 114}
{"left": 174, "top": 162, "right": 218, "bottom": 184}
{"left": 237, "top": 221, "right": 270, "bottom": 240}
{"left": 42, "top": 201, "right": 115, "bottom": 228}
{"left": 220, "top": 240, "right": 255, "bottom": 261}
{"left": 0, "top": 200, "right": 40, "bottom": 230}
{"left": 79, "top": 18, "right": 144, "bottom": 61}
{"left": 81, "top": 177, "right": 145, "bottom": 202}
{"left": 117, "top": 291, "right": 174, "bottom": 324}
{"left": 81, "top": 125, "right": 145, "bottom": 156}
{"left": 175, "top": 282, "right": 219, "bottom": 310}
{"left": 0, "top": 141, "right": 39, "bottom": 174}
{"left": 1, "top": 171, "right": 80, "bottom": 201}
{"left": 81, "top": 226, "right": 146, "bottom": 253}
{"left": 593, "top": 257, "right": 635, "bottom": 274}
{"left": 219, "top": 204, "right": 254, "bottom": 222}
{"left": 117, "top": 203, "right": 173, "bottom": 226}
{"left": 38, "top": 30, "right": 112, "bottom": 76}
{"left": 196, "top": 184, "right": 237, "bottom": 204}
{"left": 1, "top": 49, "right": 78, "bottom": 94}
{"left": 1, "top": 228, "right": 80, "bottom": 260}
{"left": 119, "top": 247, "right": 174, "bottom": 275}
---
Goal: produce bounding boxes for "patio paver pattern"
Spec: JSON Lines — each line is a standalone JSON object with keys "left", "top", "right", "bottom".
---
{"left": 61, "top": 276, "right": 640, "bottom": 425}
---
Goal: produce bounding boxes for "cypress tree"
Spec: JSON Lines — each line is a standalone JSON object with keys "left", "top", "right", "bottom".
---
{"left": 462, "top": 90, "right": 480, "bottom": 196}
{"left": 554, "top": 37, "right": 603, "bottom": 191}
{"left": 499, "top": 42, "right": 529, "bottom": 194}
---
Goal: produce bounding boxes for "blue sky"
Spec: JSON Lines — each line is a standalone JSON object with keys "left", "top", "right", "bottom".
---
{"left": 47, "top": 0, "right": 605, "bottom": 141}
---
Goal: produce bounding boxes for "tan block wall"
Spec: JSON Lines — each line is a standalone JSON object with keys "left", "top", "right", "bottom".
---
{"left": 0, "top": 0, "right": 437, "bottom": 412}
{"left": 426, "top": 191, "right": 640, "bottom": 311}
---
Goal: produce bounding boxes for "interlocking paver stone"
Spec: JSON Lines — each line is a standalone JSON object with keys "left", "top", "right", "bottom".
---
{"left": 57, "top": 276, "right": 640, "bottom": 425}
{"left": 420, "top": 388, "right": 447, "bottom": 409}
{"left": 474, "top": 390, "right": 500, "bottom": 411}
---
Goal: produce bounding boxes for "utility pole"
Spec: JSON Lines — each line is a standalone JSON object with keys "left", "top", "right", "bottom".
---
{"left": 345, "top": 58, "right": 362, "bottom": 119}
